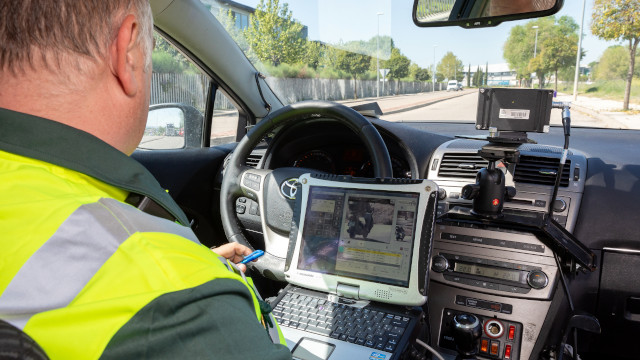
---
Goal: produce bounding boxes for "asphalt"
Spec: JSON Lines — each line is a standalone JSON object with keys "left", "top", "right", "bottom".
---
{"left": 338, "top": 89, "right": 475, "bottom": 115}
{"left": 339, "top": 89, "right": 640, "bottom": 130}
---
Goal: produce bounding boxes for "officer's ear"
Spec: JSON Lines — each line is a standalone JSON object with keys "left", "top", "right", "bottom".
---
{"left": 109, "top": 14, "right": 144, "bottom": 97}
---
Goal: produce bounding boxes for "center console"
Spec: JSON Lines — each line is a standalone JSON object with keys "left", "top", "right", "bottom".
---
{"left": 427, "top": 139, "right": 587, "bottom": 360}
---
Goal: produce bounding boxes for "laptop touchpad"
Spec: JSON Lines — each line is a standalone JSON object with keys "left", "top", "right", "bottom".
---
{"left": 292, "top": 337, "right": 336, "bottom": 360}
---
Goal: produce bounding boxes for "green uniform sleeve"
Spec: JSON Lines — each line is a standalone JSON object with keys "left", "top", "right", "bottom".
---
{"left": 99, "top": 278, "right": 292, "bottom": 360}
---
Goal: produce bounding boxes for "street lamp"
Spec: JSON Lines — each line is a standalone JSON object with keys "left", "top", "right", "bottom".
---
{"left": 532, "top": 25, "right": 539, "bottom": 88}
{"left": 432, "top": 45, "right": 437, "bottom": 92}
{"left": 532, "top": 25, "right": 539, "bottom": 57}
{"left": 376, "top": 12, "right": 384, "bottom": 98}
{"left": 573, "top": 0, "right": 586, "bottom": 101}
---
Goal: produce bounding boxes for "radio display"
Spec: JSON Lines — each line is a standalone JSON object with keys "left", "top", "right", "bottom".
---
{"left": 454, "top": 263, "right": 521, "bottom": 283}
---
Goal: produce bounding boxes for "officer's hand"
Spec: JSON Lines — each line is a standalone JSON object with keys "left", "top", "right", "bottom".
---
{"left": 211, "top": 243, "right": 253, "bottom": 272}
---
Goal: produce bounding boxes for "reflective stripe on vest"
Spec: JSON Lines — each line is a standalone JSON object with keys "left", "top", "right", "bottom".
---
{"left": 217, "top": 256, "right": 286, "bottom": 345}
{"left": 0, "top": 197, "right": 198, "bottom": 329}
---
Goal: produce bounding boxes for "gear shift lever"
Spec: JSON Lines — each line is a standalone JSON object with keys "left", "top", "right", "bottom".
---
{"left": 452, "top": 314, "right": 482, "bottom": 360}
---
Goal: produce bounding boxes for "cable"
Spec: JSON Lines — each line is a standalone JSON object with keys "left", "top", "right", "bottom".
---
{"left": 415, "top": 339, "right": 446, "bottom": 360}
{"left": 254, "top": 72, "right": 271, "bottom": 117}
{"left": 550, "top": 103, "right": 578, "bottom": 360}
{"left": 547, "top": 104, "right": 571, "bottom": 219}
{"left": 555, "top": 252, "right": 577, "bottom": 360}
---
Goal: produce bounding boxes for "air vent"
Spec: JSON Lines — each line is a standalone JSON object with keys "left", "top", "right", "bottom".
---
{"left": 246, "top": 153, "right": 263, "bottom": 168}
{"left": 514, "top": 155, "right": 571, "bottom": 187}
{"left": 437, "top": 153, "right": 489, "bottom": 179}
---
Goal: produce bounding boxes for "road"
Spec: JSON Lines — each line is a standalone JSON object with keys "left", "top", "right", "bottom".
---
{"left": 379, "top": 91, "right": 602, "bottom": 127}
{"left": 140, "top": 89, "right": 614, "bottom": 149}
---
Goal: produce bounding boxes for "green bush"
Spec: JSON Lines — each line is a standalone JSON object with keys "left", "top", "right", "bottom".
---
{"left": 561, "top": 79, "right": 640, "bottom": 103}
{"left": 152, "top": 52, "right": 184, "bottom": 73}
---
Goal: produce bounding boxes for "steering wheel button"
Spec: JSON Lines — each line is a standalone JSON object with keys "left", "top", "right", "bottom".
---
{"left": 242, "top": 178, "right": 260, "bottom": 191}
{"left": 235, "top": 204, "right": 246, "bottom": 214}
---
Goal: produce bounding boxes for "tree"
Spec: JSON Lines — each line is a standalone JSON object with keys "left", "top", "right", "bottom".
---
{"left": 303, "top": 41, "right": 324, "bottom": 69}
{"left": 382, "top": 48, "right": 411, "bottom": 80}
{"left": 504, "top": 21, "right": 544, "bottom": 86}
{"left": 467, "top": 64, "right": 471, "bottom": 87}
{"left": 485, "top": 62, "right": 489, "bottom": 86}
{"left": 528, "top": 55, "right": 548, "bottom": 88}
{"left": 336, "top": 49, "right": 371, "bottom": 99}
{"left": 592, "top": 0, "right": 640, "bottom": 110}
{"left": 409, "top": 63, "right": 430, "bottom": 81}
{"left": 505, "top": 16, "right": 581, "bottom": 89}
{"left": 245, "top": 0, "right": 306, "bottom": 66}
{"left": 216, "top": 9, "right": 254, "bottom": 62}
{"left": 473, "top": 66, "right": 484, "bottom": 87}
{"left": 594, "top": 46, "right": 630, "bottom": 80}
{"left": 152, "top": 34, "right": 193, "bottom": 73}
{"left": 538, "top": 17, "right": 580, "bottom": 91}
{"left": 437, "top": 52, "right": 464, "bottom": 82}
{"left": 152, "top": 52, "right": 184, "bottom": 73}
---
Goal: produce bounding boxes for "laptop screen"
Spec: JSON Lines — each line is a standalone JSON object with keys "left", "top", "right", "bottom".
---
{"left": 297, "top": 186, "right": 420, "bottom": 288}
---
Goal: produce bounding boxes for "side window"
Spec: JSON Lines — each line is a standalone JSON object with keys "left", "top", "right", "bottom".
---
{"left": 140, "top": 32, "right": 239, "bottom": 149}
{"left": 211, "top": 91, "right": 239, "bottom": 146}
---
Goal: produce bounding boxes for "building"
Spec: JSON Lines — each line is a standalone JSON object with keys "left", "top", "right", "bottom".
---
{"left": 462, "top": 63, "right": 518, "bottom": 86}
{"left": 200, "top": 0, "right": 307, "bottom": 37}
{"left": 201, "top": 0, "right": 253, "bottom": 29}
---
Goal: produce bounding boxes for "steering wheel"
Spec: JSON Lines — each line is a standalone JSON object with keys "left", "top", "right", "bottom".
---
{"left": 220, "top": 101, "right": 393, "bottom": 281}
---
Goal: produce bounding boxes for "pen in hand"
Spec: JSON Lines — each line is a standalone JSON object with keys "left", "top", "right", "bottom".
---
{"left": 240, "top": 250, "right": 265, "bottom": 264}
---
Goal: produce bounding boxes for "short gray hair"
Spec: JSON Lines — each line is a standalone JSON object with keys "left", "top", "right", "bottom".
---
{"left": 0, "top": 0, "right": 153, "bottom": 74}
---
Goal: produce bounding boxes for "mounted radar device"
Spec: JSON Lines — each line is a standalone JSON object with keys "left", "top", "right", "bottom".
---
{"left": 443, "top": 87, "right": 596, "bottom": 273}
{"left": 475, "top": 87, "right": 554, "bottom": 143}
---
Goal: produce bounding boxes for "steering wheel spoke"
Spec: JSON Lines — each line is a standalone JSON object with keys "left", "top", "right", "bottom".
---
{"left": 238, "top": 167, "right": 272, "bottom": 203}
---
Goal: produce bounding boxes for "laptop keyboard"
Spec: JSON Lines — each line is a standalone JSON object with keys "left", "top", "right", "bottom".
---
{"left": 272, "top": 292, "right": 410, "bottom": 353}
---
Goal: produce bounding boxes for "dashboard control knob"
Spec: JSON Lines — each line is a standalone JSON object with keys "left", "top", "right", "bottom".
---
{"left": 527, "top": 270, "right": 549, "bottom": 289}
{"left": 553, "top": 199, "right": 567, "bottom": 212}
{"left": 438, "top": 188, "right": 447, "bottom": 200}
{"left": 432, "top": 255, "right": 450, "bottom": 273}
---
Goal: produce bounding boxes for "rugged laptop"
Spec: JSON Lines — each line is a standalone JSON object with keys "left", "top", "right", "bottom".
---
{"left": 271, "top": 174, "right": 438, "bottom": 360}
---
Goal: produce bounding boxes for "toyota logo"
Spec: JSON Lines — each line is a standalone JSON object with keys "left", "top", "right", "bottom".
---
{"left": 280, "top": 178, "right": 299, "bottom": 200}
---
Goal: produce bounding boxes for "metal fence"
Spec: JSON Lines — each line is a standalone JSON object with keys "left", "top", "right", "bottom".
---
{"left": 265, "top": 78, "right": 442, "bottom": 104}
{"left": 150, "top": 73, "right": 443, "bottom": 110}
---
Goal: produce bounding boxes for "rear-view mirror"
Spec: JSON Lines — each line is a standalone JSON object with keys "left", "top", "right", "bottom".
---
{"left": 413, "top": 0, "right": 563, "bottom": 28}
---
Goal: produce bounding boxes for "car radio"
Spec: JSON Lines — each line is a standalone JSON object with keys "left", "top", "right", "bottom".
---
{"left": 432, "top": 252, "right": 549, "bottom": 292}
{"left": 430, "top": 221, "right": 558, "bottom": 301}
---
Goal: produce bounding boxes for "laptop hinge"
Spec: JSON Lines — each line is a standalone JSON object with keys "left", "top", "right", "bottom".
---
{"left": 336, "top": 283, "right": 360, "bottom": 300}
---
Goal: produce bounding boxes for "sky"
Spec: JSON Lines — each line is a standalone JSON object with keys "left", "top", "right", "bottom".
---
{"left": 233, "top": 0, "right": 619, "bottom": 70}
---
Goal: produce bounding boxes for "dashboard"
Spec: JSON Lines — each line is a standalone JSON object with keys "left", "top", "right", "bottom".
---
{"left": 289, "top": 148, "right": 411, "bottom": 178}
{"left": 238, "top": 114, "right": 640, "bottom": 360}
{"left": 263, "top": 120, "right": 413, "bottom": 179}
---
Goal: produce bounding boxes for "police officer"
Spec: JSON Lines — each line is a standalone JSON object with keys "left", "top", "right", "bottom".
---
{"left": 0, "top": 1, "right": 291, "bottom": 359}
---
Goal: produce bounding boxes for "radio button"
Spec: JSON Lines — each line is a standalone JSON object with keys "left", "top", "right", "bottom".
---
{"left": 527, "top": 270, "right": 549, "bottom": 289}
{"left": 432, "top": 255, "right": 450, "bottom": 273}
{"left": 553, "top": 199, "right": 567, "bottom": 212}
{"left": 485, "top": 282, "right": 499, "bottom": 291}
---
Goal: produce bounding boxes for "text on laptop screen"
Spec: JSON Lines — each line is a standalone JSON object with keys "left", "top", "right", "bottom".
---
{"left": 298, "top": 186, "right": 420, "bottom": 287}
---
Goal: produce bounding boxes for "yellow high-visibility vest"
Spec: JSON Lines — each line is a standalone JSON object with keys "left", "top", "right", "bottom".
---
{"left": 0, "top": 108, "right": 289, "bottom": 359}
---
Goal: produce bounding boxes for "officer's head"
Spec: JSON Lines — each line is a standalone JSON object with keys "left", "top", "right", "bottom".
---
{"left": 0, "top": 0, "right": 154, "bottom": 155}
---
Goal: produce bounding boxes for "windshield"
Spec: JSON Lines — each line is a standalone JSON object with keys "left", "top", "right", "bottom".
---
{"left": 202, "top": 0, "right": 639, "bottom": 129}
